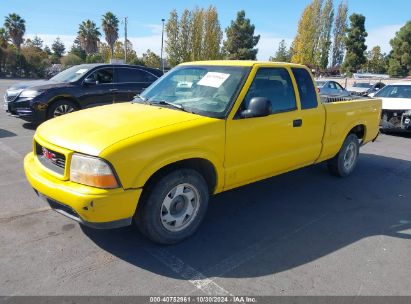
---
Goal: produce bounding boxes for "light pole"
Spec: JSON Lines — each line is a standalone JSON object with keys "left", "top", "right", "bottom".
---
{"left": 160, "top": 18, "right": 165, "bottom": 73}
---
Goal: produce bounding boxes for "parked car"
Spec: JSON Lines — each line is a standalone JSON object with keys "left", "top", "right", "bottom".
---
{"left": 372, "top": 82, "right": 411, "bottom": 132}
{"left": 24, "top": 61, "right": 381, "bottom": 244}
{"left": 4, "top": 64, "right": 162, "bottom": 123}
{"left": 316, "top": 80, "right": 350, "bottom": 97}
{"left": 347, "top": 82, "right": 385, "bottom": 96}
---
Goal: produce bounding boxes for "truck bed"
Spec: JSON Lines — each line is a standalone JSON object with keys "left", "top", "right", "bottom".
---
{"left": 317, "top": 98, "right": 382, "bottom": 162}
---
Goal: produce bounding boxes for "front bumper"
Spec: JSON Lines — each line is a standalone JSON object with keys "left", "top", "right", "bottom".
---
{"left": 4, "top": 97, "right": 47, "bottom": 123}
{"left": 24, "top": 152, "right": 142, "bottom": 228}
{"left": 380, "top": 110, "right": 411, "bottom": 132}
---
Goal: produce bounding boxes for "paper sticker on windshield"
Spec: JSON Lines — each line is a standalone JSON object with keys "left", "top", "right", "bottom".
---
{"left": 76, "top": 68, "right": 89, "bottom": 74}
{"left": 197, "top": 72, "right": 230, "bottom": 88}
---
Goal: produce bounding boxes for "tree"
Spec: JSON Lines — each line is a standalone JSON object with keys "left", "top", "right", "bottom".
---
{"left": 165, "top": 9, "right": 180, "bottom": 66}
{"left": 223, "top": 10, "right": 260, "bottom": 60}
{"left": 0, "top": 27, "right": 9, "bottom": 48}
{"left": 364, "top": 46, "right": 387, "bottom": 74}
{"left": 388, "top": 21, "right": 411, "bottom": 77}
{"left": 291, "top": 0, "right": 323, "bottom": 67}
{"left": 51, "top": 37, "right": 65, "bottom": 58}
{"left": 113, "top": 39, "right": 137, "bottom": 63}
{"left": 178, "top": 9, "right": 192, "bottom": 63}
{"left": 331, "top": 1, "right": 348, "bottom": 67}
{"left": 342, "top": 14, "right": 367, "bottom": 74}
{"left": 101, "top": 12, "right": 119, "bottom": 57}
{"left": 78, "top": 19, "right": 101, "bottom": 54}
{"left": 202, "top": 6, "right": 223, "bottom": 60}
{"left": 27, "top": 36, "right": 43, "bottom": 51}
{"left": 317, "top": 0, "right": 334, "bottom": 69}
{"left": 143, "top": 49, "right": 161, "bottom": 68}
{"left": 86, "top": 53, "right": 104, "bottom": 63}
{"left": 191, "top": 8, "right": 205, "bottom": 61}
{"left": 4, "top": 13, "right": 26, "bottom": 51}
{"left": 99, "top": 42, "right": 111, "bottom": 62}
{"left": 269, "top": 40, "right": 291, "bottom": 62}
{"left": 69, "top": 37, "right": 86, "bottom": 60}
{"left": 43, "top": 45, "right": 52, "bottom": 55}
{"left": 61, "top": 53, "right": 82, "bottom": 67}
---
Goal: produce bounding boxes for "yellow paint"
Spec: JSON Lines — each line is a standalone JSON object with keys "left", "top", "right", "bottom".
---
{"left": 24, "top": 61, "right": 382, "bottom": 225}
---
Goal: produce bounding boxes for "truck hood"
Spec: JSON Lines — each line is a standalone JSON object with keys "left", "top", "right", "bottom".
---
{"left": 381, "top": 97, "right": 411, "bottom": 110}
{"left": 36, "top": 102, "right": 202, "bottom": 155}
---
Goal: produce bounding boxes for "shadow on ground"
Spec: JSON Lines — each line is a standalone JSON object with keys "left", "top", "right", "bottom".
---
{"left": 22, "top": 123, "right": 38, "bottom": 130}
{"left": 0, "top": 129, "right": 16, "bottom": 138}
{"left": 82, "top": 153, "right": 411, "bottom": 279}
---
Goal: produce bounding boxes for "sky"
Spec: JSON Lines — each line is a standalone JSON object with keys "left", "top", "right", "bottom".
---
{"left": 1, "top": 0, "right": 410, "bottom": 60}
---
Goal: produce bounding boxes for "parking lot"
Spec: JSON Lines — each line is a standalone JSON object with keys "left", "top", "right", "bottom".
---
{"left": 0, "top": 79, "right": 410, "bottom": 296}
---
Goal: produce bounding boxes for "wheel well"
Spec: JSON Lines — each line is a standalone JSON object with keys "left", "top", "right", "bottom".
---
{"left": 143, "top": 158, "right": 217, "bottom": 194}
{"left": 47, "top": 97, "right": 80, "bottom": 114}
{"left": 348, "top": 124, "right": 365, "bottom": 142}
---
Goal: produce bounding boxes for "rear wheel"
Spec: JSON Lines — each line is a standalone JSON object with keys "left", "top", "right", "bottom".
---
{"left": 135, "top": 169, "right": 209, "bottom": 244}
{"left": 327, "top": 134, "right": 360, "bottom": 177}
{"left": 47, "top": 100, "right": 78, "bottom": 119}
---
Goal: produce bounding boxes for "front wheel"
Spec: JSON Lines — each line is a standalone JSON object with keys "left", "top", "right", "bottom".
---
{"left": 47, "top": 100, "right": 78, "bottom": 119}
{"left": 327, "top": 134, "right": 360, "bottom": 177}
{"left": 135, "top": 169, "right": 209, "bottom": 244}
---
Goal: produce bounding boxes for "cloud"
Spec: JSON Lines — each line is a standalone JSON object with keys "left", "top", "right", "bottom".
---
{"left": 128, "top": 35, "right": 163, "bottom": 56}
{"left": 255, "top": 32, "right": 293, "bottom": 61}
{"left": 366, "top": 24, "right": 402, "bottom": 53}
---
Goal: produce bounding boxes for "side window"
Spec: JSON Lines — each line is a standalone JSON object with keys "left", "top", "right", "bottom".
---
{"left": 89, "top": 68, "right": 113, "bottom": 84}
{"left": 335, "top": 82, "right": 344, "bottom": 90}
{"left": 292, "top": 68, "right": 318, "bottom": 109}
{"left": 116, "top": 68, "right": 157, "bottom": 83}
{"left": 243, "top": 67, "right": 296, "bottom": 114}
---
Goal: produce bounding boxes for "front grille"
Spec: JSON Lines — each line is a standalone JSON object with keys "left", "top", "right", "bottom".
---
{"left": 35, "top": 142, "right": 66, "bottom": 175}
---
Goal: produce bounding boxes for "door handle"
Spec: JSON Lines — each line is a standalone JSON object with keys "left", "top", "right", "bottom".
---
{"left": 109, "top": 89, "right": 118, "bottom": 92}
{"left": 293, "top": 119, "right": 302, "bottom": 127}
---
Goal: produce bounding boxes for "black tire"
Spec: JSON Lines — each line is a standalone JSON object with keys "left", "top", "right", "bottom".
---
{"left": 135, "top": 169, "right": 209, "bottom": 244}
{"left": 47, "top": 100, "right": 78, "bottom": 119}
{"left": 327, "top": 134, "right": 360, "bottom": 177}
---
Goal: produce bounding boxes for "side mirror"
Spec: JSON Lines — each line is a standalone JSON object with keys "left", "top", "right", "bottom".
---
{"left": 368, "top": 92, "right": 376, "bottom": 98}
{"left": 241, "top": 97, "right": 272, "bottom": 118}
{"left": 84, "top": 77, "right": 97, "bottom": 85}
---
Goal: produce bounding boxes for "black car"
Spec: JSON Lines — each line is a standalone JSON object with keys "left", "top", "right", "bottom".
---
{"left": 4, "top": 64, "right": 162, "bottom": 123}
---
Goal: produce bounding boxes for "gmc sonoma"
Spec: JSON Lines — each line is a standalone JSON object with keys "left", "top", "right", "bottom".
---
{"left": 24, "top": 61, "right": 382, "bottom": 244}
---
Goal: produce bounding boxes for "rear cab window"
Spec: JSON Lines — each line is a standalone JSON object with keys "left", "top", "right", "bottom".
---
{"left": 292, "top": 68, "right": 318, "bottom": 109}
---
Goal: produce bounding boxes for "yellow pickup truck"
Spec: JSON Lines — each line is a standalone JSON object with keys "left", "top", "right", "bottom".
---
{"left": 24, "top": 61, "right": 381, "bottom": 244}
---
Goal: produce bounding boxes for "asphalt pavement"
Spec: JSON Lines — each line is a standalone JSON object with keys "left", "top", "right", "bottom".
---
{"left": 0, "top": 79, "right": 410, "bottom": 296}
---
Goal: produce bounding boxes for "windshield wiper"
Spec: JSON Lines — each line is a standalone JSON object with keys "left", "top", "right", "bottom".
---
{"left": 151, "top": 100, "right": 190, "bottom": 112}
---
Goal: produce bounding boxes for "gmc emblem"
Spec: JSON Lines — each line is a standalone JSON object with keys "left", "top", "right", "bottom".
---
{"left": 42, "top": 147, "right": 56, "bottom": 161}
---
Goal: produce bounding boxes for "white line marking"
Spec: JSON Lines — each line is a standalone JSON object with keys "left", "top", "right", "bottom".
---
{"left": 145, "top": 246, "right": 232, "bottom": 296}
{"left": 0, "top": 140, "right": 23, "bottom": 159}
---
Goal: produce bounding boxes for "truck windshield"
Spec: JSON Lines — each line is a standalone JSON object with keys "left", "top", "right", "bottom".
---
{"left": 136, "top": 65, "right": 250, "bottom": 118}
{"left": 374, "top": 85, "right": 411, "bottom": 98}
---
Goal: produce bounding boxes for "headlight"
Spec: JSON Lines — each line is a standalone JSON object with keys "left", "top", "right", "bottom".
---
{"left": 19, "top": 90, "right": 44, "bottom": 98}
{"left": 70, "top": 153, "right": 120, "bottom": 189}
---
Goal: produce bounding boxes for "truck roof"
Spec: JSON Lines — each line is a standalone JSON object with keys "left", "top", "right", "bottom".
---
{"left": 180, "top": 60, "right": 307, "bottom": 68}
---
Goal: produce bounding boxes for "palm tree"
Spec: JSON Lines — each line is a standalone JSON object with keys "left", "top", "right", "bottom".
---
{"left": 102, "top": 12, "right": 119, "bottom": 57}
{"left": 78, "top": 19, "right": 101, "bottom": 54}
{"left": 0, "top": 27, "right": 9, "bottom": 48}
{"left": 4, "top": 13, "right": 25, "bottom": 51}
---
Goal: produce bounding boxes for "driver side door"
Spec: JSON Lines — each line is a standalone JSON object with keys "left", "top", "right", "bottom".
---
{"left": 224, "top": 66, "right": 304, "bottom": 189}
{"left": 79, "top": 67, "right": 115, "bottom": 108}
